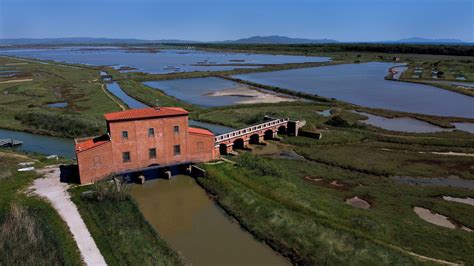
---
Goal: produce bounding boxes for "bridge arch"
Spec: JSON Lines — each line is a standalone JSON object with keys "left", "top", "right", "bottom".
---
{"left": 219, "top": 143, "right": 228, "bottom": 155}
{"left": 249, "top": 133, "right": 260, "bottom": 144}
{"left": 233, "top": 138, "right": 245, "bottom": 150}
{"left": 264, "top": 129, "right": 274, "bottom": 140}
{"left": 278, "top": 125, "right": 287, "bottom": 134}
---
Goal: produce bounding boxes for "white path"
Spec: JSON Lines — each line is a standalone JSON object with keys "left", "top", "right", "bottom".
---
{"left": 30, "top": 165, "right": 107, "bottom": 266}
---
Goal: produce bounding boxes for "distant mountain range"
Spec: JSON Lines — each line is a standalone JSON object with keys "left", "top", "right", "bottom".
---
{"left": 0, "top": 36, "right": 469, "bottom": 45}
{"left": 221, "top": 35, "right": 338, "bottom": 44}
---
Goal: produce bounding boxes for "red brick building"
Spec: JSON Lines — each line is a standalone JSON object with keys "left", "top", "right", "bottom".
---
{"left": 75, "top": 107, "right": 216, "bottom": 184}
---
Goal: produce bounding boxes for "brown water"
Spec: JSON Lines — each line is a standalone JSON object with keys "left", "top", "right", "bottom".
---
{"left": 131, "top": 175, "right": 290, "bottom": 266}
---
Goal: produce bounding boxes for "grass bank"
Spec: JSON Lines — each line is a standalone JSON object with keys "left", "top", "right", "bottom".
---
{"left": 0, "top": 150, "right": 82, "bottom": 265}
{"left": 199, "top": 152, "right": 474, "bottom": 265}
{"left": 70, "top": 183, "right": 184, "bottom": 265}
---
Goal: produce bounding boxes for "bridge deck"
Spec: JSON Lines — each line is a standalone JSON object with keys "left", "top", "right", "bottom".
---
{"left": 214, "top": 118, "right": 289, "bottom": 144}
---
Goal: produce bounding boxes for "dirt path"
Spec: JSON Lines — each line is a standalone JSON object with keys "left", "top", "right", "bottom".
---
{"left": 30, "top": 166, "right": 107, "bottom": 265}
{"left": 0, "top": 78, "right": 33, "bottom": 84}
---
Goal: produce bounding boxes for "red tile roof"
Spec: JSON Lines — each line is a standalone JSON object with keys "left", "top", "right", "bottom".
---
{"left": 189, "top": 127, "right": 214, "bottom": 136}
{"left": 75, "top": 136, "right": 110, "bottom": 153}
{"left": 104, "top": 107, "right": 188, "bottom": 122}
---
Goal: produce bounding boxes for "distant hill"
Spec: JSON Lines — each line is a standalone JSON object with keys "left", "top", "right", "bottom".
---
{"left": 223, "top": 35, "right": 338, "bottom": 44}
{"left": 385, "top": 37, "right": 467, "bottom": 44}
{"left": 0, "top": 36, "right": 470, "bottom": 46}
{"left": 0, "top": 37, "right": 198, "bottom": 45}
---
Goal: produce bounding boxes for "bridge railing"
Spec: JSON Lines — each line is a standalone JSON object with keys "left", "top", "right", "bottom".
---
{"left": 214, "top": 118, "right": 289, "bottom": 143}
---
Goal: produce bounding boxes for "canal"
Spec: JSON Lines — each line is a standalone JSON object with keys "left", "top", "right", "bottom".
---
{"left": 131, "top": 175, "right": 290, "bottom": 266}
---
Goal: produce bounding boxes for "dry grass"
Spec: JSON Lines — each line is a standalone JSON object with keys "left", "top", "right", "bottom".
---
{"left": 0, "top": 203, "right": 62, "bottom": 265}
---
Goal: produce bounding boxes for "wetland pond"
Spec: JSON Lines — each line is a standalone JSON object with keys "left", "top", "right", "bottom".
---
{"left": 144, "top": 77, "right": 296, "bottom": 107}
{"left": 233, "top": 62, "right": 474, "bottom": 118}
{"left": 131, "top": 175, "right": 290, "bottom": 266}
{"left": 0, "top": 47, "right": 330, "bottom": 74}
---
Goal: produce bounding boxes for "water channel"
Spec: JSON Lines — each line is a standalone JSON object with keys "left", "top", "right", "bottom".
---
{"left": 131, "top": 175, "right": 290, "bottom": 266}
{"left": 0, "top": 128, "right": 75, "bottom": 159}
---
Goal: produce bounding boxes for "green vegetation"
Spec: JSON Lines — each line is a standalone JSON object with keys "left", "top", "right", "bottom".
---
{"left": 70, "top": 179, "right": 184, "bottom": 265}
{"left": 194, "top": 99, "right": 474, "bottom": 264}
{"left": 199, "top": 150, "right": 473, "bottom": 265}
{"left": 188, "top": 43, "right": 474, "bottom": 56}
{"left": 15, "top": 111, "right": 102, "bottom": 137}
{"left": 0, "top": 150, "right": 82, "bottom": 265}
{"left": 0, "top": 56, "right": 122, "bottom": 137}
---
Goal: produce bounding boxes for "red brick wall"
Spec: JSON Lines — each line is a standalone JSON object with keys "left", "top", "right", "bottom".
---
{"left": 108, "top": 115, "right": 190, "bottom": 173}
{"left": 77, "top": 114, "right": 217, "bottom": 183}
{"left": 187, "top": 132, "right": 217, "bottom": 162}
{"left": 77, "top": 142, "right": 114, "bottom": 184}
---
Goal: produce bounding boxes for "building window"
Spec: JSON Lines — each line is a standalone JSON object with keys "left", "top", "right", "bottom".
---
{"left": 173, "top": 145, "right": 181, "bottom": 156}
{"left": 122, "top": 151, "right": 131, "bottom": 163}
{"left": 148, "top": 128, "right": 154, "bottom": 137}
{"left": 122, "top": 131, "right": 128, "bottom": 139}
{"left": 197, "top": 141, "right": 204, "bottom": 151}
{"left": 173, "top": 125, "right": 179, "bottom": 134}
{"left": 93, "top": 155, "right": 101, "bottom": 167}
{"left": 149, "top": 148, "right": 156, "bottom": 159}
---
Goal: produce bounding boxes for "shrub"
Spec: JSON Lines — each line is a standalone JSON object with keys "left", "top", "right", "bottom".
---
{"left": 325, "top": 115, "right": 351, "bottom": 127}
{"left": 84, "top": 176, "right": 130, "bottom": 202}
{"left": 14, "top": 111, "right": 102, "bottom": 137}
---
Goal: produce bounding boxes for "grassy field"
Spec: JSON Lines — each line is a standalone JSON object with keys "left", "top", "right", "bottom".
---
{"left": 193, "top": 100, "right": 474, "bottom": 264}
{"left": 0, "top": 56, "right": 122, "bottom": 137}
{"left": 199, "top": 149, "right": 474, "bottom": 264}
{"left": 0, "top": 150, "right": 82, "bottom": 265}
{"left": 70, "top": 183, "right": 184, "bottom": 265}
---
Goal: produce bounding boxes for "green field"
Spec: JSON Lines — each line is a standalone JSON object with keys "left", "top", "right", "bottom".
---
{"left": 0, "top": 150, "right": 82, "bottom": 265}
{"left": 0, "top": 56, "right": 122, "bottom": 137}
{"left": 191, "top": 99, "right": 474, "bottom": 265}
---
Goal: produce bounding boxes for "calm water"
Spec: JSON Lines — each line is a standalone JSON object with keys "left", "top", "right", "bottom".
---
{"left": 144, "top": 77, "right": 255, "bottom": 107}
{"left": 105, "top": 81, "right": 234, "bottom": 134}
{"left": 354, "top": 111, "right": 453, "bottom": 133}
{"left": 0, "top": 128, "right": 75, "bottom": 158}
{"left": 234, "top": 62, "right": 474, "bottom": 118}
{"left": 105, "top": 82, "right": 148, "bottom": 109}
{"left": 452, "top": 122, "right": 474, "bottom": 134}
{"left": 47, "top": 102, "right": 68, "bottom": 108}
{"left": 0, "top": 47, "right": 330, "bottom": 74}
{"left": 131, "top": 175, "right": 290, "bottom": 266}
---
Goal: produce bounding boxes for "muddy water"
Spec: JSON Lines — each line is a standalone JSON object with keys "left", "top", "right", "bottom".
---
{"left": 131, "top": 175, "right": 290, "bottom": 266}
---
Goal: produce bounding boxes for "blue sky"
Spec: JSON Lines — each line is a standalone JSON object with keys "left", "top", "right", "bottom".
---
{"left": 1, "top": 0, "right": 473, "bottom": 42}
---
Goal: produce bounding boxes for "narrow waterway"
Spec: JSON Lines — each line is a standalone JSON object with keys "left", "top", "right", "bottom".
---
{"left": 131, "top": 175, "right": 290, "bottom": 266}
{"left": 0, "top": 128, "right": 75, "bottom": 158}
